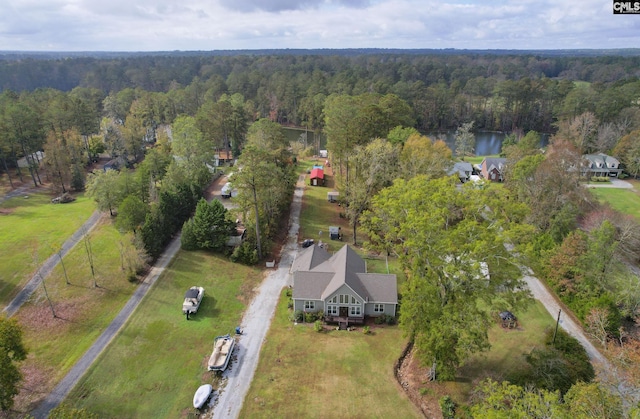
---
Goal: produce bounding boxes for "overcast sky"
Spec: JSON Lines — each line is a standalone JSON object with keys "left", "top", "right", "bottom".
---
{"left": 1, "top": 0, "right": 639, "bottom": 51}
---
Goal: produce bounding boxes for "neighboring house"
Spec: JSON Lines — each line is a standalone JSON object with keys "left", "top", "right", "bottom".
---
{"left": 310, "top": 167, "right": 325, "bottom": 186}
{"left": 479, "top": 157, "right": 506, "bottom": 182}
{"left": 103, "top": 156, "right": 127, "bottom": 171}
{"left": 582, "top": 153, "right": 622, "bottom": 177}
{"left": 448, "top": 161, "right": 474, "bottom": 183}
{"left": 214, "top": 150, "right": 233, "bottom": 166}
{"left": 292, "top": 245, "right": 398, "bottom": 327}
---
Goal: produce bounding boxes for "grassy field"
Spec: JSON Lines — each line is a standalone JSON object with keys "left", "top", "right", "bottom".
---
{"left": 13, "top": 217, "right": 144, "bottom": 413}
{"left": 65, "top": 250, "right": 262, "bottom": 418}
{"left": 297, "top": 157, "right": 367, "bottom": 247}
{"left": 449, "top": 300, "right": 556, "bottom": 402}
{"left": 589, "top": 186, "right": 640, "bottom": 220}
{"left": 240, "top": 289, "right": 422, "bottom": 419}
{"left": 0, "top": 192, "right": 96, "bottom": 304}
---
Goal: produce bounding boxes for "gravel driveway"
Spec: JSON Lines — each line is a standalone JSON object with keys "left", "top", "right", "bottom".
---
{"left": 207, "top": 173, "right": 304, "bottom": 418}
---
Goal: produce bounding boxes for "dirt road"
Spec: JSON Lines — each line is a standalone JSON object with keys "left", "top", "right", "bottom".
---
{"left": 207, "top": 173, "right": 304, "bottom": 418}
{"left": 2, "top": 210, "right": 103, "bottom": 317}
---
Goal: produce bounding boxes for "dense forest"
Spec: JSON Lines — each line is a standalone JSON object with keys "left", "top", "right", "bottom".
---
{"left": 1, "top": 51, "right": 640, "bottom": 134}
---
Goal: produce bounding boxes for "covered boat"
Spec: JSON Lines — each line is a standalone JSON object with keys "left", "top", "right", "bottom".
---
{"left": 207, "top": 334, "right": 235, "bottom": 371}
{"left": 193, "top": 384, "right": 213, "bottom": 409}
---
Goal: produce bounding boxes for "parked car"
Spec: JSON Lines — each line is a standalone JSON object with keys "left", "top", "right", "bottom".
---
{"left": 183, "top": 286, "right": 204, "bottom": 319}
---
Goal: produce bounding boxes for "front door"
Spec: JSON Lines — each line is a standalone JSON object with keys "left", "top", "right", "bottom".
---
{"left": 339, "top": 307, "right": 348, "bottom": 318}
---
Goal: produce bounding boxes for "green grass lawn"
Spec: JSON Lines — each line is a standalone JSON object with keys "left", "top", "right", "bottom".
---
{"left": 297, "top": 157, "right": 366, "bottom": 247}
{"left": 13, "top": 218, "right": 146, "bottom": 411}
{"left": 589, "top": 186, "right": 640, "bottom": 220}
{"left": 0, "top": 192, "right": 96, "bottom": 304}
{"left": 431, "top": 300, "right": 556, "bottom": 404}
{"left": 240, "top": 289, "right": 422, "bottom": 419}
{"left": 65, "top": 250, "right": 262, "bottom": 418}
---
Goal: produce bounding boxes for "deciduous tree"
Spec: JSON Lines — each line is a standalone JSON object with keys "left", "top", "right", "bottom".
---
{"left": 86, "top": 169, "right": 123, "bottom": 216}
{"left": 361, "top": 176, "right": 532, "bottom": 379}
{"left": 454, "top": 121, "right": 475, "bottom": 159}
{"left": 399, "top": 133, "right": 452, "bottom": 180}
{"left": 0, "top": 318, "right": 27, "bottom": 411}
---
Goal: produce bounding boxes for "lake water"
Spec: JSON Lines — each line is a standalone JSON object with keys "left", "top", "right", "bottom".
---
{"left": 282, "top": 127, "right": 549, "bottom": 157}
{"left": 427, "top": 131, "right": 550, "bottom": 157}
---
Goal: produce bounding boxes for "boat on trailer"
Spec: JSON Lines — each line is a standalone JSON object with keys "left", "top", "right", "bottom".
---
{"left": 207, "top": 334, "right": 235, "bottom": 371}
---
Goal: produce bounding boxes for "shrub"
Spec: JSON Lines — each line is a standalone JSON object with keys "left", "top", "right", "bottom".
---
{"left": 313, "top": 320, "right": 323, "bottom": 332}
{"left": 512, "top": 328, "right": 595, "bottom": 395}
{"left": 374, "top": 315, "right": 386, "bottom": 325}
{"left": 290, "top": 310, "right": 303, "bottom": 323}
{"left": 304, "top": 311, "right": 323, "bottom": 323}
{"left": 363, "top": 326, "right": 371, "bottom": 334}
{"left": 439, "top": 395, "right": 456, "bottom": 419}
{"left": 385, "top": 314, "right": 397, "bottom": 325}
{"left": 231, "top": 241, "right": 258, "bottom": 265}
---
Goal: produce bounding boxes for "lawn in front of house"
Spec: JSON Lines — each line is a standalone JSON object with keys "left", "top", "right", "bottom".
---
{"left": 0, "top": 192, "right": 96, "bottom": 304}
{"left": 589, "top": 186, "right": 640, "bottom": 220}
{"left": 64, "top": 250, "right": 262, "bottom": 418}
{"left": 240, "top": 289, "right": 422, "bottom": 419}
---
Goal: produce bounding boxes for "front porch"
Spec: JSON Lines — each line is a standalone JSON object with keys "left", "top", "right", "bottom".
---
{"left": 324, "top": 315, "right": 365, "bottom": 329}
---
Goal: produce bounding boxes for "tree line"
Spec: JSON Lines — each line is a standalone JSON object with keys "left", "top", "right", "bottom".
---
{"left": 2, "top": 53, "right": 640, "bottom": 134}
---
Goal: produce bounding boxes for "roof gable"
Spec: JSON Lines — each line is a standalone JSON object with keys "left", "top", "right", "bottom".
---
{"left": 310, "top": 168, "right": 324, "bottom": 179}
{"left": 293, "top": 245, "right": 397, "bottom": 304}
{"left": 291, "top": 244, "right": 331, "bottom": 273}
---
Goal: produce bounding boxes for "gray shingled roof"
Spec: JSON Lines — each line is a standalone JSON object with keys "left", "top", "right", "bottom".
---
{"left": 291, "top": 244, "right": 331, "bottom": 273}
{"left": 293, "top": 245, "right": 397, "bottom": 304}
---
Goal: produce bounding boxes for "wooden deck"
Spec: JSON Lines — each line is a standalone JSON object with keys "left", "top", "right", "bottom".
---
{"left": 324, "top": 316, "right": 364, "bottom": 325}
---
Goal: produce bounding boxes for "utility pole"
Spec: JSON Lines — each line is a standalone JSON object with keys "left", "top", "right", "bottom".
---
{"left": 552, "top": 309, "right": 561, "bottom": 345}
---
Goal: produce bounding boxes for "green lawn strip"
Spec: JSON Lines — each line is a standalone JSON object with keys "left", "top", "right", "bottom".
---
{"left": 462, "top": 156, "right": 487, "bottom": 166}
{"left": 441, "top": 300, "right": 556, "bottom": 404}
{"left": 0, "top": 192, "right": 96, "bottom": 304}
{"left": 66, "top": 250, "right": 261, "bottom": 418}
{"left": 16, "top": 220, "right": 141, "bottom": 394}
{"left": 589, "top": 187, "right": 640, "bottom": 220}
{"left": 240, "top": 289, "right": 421, "bottom": 419}
{"left": 297, "top": 158, "right": 364, "bottom": 248}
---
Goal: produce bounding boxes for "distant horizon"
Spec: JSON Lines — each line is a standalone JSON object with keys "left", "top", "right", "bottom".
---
{"left": 2, "top": 47, "right": 640, "bottom": 56}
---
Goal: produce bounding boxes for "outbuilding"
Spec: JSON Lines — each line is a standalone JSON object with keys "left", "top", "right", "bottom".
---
{"left": 310, "top": 168, "right": 325, "bottom": 186}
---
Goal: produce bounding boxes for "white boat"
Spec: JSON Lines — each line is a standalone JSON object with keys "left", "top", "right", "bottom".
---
{"left": 182, "top": 286, "right": 204, "bottom": 319}
{"left": 193, "top": 384, "right": 213, "bottom": 409}
{"left": 207, "top": 334, "right": 235, "bottom": 371}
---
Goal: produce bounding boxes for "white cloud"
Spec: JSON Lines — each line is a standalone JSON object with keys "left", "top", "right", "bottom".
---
{"left": 0, "top": 0, "right": 637, "bottom": 51}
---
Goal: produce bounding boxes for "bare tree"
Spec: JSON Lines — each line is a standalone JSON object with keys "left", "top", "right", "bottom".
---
{"left": 82, "top": 227, "right": 97, "bottom": 287}
{"left": 585, "top": 307, "right": 610, "bottom": 349}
